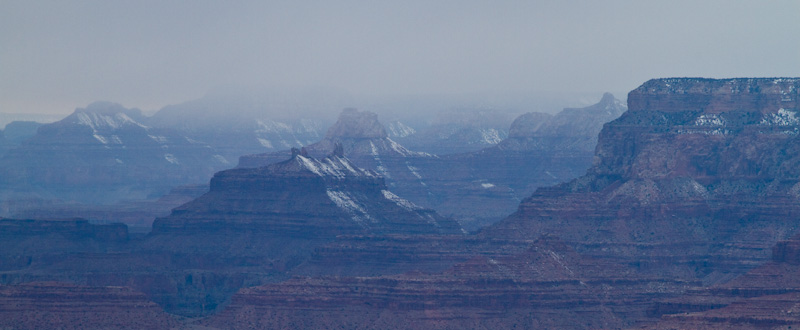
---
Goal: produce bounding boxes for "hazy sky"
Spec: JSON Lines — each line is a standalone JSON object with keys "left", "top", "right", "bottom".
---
{"left": 2, "top": 0, "right": 799, "bottom": 114}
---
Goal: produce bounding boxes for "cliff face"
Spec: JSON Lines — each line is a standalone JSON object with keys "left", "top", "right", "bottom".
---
{"left": 594, "top": 78, "right": 800, "bottom": 180}
{"left": 627, "top": 78, "right": 799, "bottom": 114}
{"left": 485, "top": 78, "right": 800, "bottom": 278}
{"left": 499, "top": 92, "right": 626, "bottom": 152}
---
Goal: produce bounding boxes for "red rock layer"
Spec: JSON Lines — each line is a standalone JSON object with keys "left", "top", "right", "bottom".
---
{"left": 628, "top": 78, "right": 800, "bottom": 114}
{"left": 0, "top": 282, "right": 179, "bottom": 330}
{"left": 484, "top": 78, "right": 800, "bottom": 280}
{"left": 207, "top": 236, "right": 697, "bottom": 329}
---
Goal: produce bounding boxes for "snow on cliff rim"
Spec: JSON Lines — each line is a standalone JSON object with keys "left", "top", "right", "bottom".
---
{"left": 295, "top": 154, "right": 378, "bottom": 178}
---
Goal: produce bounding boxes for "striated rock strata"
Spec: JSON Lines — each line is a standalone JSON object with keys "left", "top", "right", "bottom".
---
{"left": 154, "top": 148, "right": 459, "bottom": 237}
{"left": 485, "top": 78, "right": 800, "bottom": 280}
{"left": 641, "top": 233, "right": 800, "bottom": 329}
{"left": 207, "top": 236, "right": 690, "bottom": 330}
{"left": 140, "top": 150, "right": 462, "bottom": 315}
{"left": 0, "top": 282, "right": 180, "bottom": 330}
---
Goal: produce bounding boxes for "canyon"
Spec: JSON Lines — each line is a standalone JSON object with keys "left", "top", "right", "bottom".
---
{"left": 2, "top": 78, "right": 800, "bottom": 329}
{"left": 240, "top": 94, "right": 625, "bottom": 230}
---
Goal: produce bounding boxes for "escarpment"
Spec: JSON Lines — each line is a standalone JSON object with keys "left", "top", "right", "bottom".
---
{"left": 485, "top": 78, "right": 800, "bottom": 279}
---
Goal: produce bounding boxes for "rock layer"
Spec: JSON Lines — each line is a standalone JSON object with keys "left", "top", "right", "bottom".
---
{"left": 154, "top": 150, "right": 459, "bottom": 236}
{"left": 207, "top": 236, "right": 686, "bottom": 330}
{"left": 485, "top": 78, "right": 800, "bottom": 279}
{"left": 0, "top": 282, "right": 180, "bottom": 330}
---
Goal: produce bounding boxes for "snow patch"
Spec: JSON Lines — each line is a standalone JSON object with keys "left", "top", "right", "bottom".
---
{"left": 184, "top": 137, "right": 201, "bottom": 144}
{"left": 678, "top": 128, "right": 729, "bottom": 136}
{"left": 213, "top": 155, "right": 230, "bottom": 164}
{"left": 479, "top": 128, "right": 503, "bottom": 144}
{"left": 299, "top": 119, "right": 320, "bottom": 134}
{"left": 694, "top": 114, "right": 725, "bottom": 127}
{"left": 406, "top": 163, "right": 423, "bottom": 180}
{"left": 761, "top": 108, "right": 800, "bottom": 126}
{"left": 164, "top": 153, "right": 179, "bottom": 165}
{"left": 75, "top": 111, "right": 146, "bottom": 130}
{"left": 257, "top": 138, "right": 273, "bottom": 148}
{"left": 549, "top": 251, "right": 574, "bottom": 276}
{"left": 370, "top": 141, "right": 391, "bottom": 178}
{"left": 297, "top": 155, "right": 376, "bottom": 178}
{"left": 256, "top": 119, "right": 292, "bottom": 133}
{"left": 149, "top": 135, "right": 168, "bottom": 143}
{"left": 93, "top": 134, "right": 108, "bottom": 144}
{"left": 387, "top": 121, "right": 416, "bottom": 138}
{"left": 326, "top": 190, "right": 373, "bottom": 225}
{"left": 385, "top": 138, "right": 434, "bottom": 157}
{"left": 297, "top": 155, "right": 323, "bottom": 176}
{"left": 381, "top": 190, "right": 419, "bottom": 211}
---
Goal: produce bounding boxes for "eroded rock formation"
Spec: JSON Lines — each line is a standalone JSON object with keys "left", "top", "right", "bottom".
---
{"left": 484, "top": 78, "right": 800, "bottom": 279}
{"left": 239, "top": 97, "right": 625, "bottom": 231}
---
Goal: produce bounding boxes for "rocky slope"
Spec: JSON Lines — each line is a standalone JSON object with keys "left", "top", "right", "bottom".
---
{"left": 207, "top": 235, "right": 692, "bottom": 330}
{"left": 639, "top": 233, "right": 800, "bottom": 329}
{"left": 148, "top": 88, "right": 341, "bottom": 160}
{"left": 198, "top": 79, "right": 800, "bottom": 329}
{"left": 238, "top": 108, "right": 432, "bottom": 168}
{"left": 140, "top": 149, "right": 461, "bottom": 315}
{"left": 0, "top": 282, "right": 180, "bottom": 330}
{"left": 430, "top": 93, "right": 626, "bottom": 229}
{"left": 393, "top": 109, "right": 519, "bottom": 155}
{"left": 155, "top": 147, "right": 459, "bottom": 237}
{"left": 0, "top": 102, "right": 228, "bottom": 204}
{"left": 0, "top": 150, "right": 463, "bottom": 317}
{"left": 238, "top": 109, "right": 443, "bottom": 221}
{"left": 240, "top": 98, "right": 624, "bottom": 231}
{"left": 484, "top": 78, "right": 800, "bottom": 280}
{"left": 5, "top": 78, "right": 800, "bottom": 329}
{"left": 498, "top": 92, "right": 626, "bottom": 152}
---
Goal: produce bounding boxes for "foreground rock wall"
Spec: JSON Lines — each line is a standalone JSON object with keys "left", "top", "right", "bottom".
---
{"left": 485, "top": 78, "right": 800, "bottom": 279}
{"left": 0, "top": 282, "right": 180, "bottom": 330}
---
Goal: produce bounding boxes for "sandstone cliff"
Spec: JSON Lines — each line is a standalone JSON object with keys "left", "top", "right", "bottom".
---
{"left": 485, "top": 78, "right": 800, "bottom": 279}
